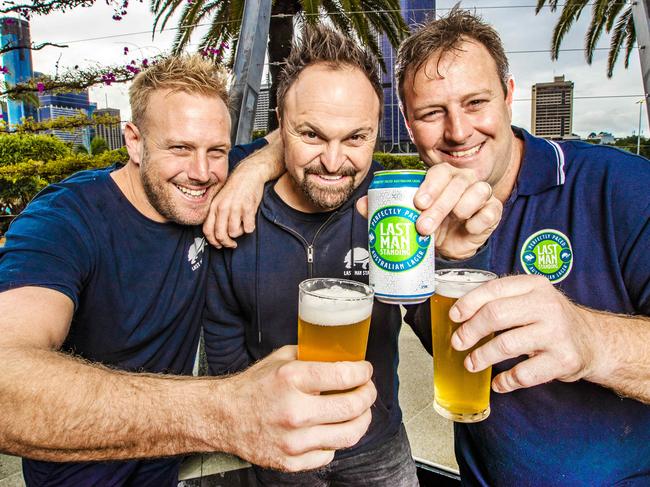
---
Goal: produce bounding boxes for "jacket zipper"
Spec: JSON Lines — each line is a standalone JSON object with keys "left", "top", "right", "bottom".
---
{"left": 274, "top": 211, "right": 340, "bottom": 277}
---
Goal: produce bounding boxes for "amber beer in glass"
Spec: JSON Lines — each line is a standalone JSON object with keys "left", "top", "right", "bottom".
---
{"left": 431, "top": 269, "right": 497, "bottom": 422}
{"left": 298, "top": 278, "right": 374, "bottom": 362}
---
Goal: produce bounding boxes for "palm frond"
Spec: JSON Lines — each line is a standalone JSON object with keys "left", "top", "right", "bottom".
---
{"left": 584, "top": 0, "right": 609, "bottom": 64}
{"left": 549, "top": 0, "right": 591, "bottom": 60}
{"left": 607, "top": 7, "right": 633, "bottom": 78}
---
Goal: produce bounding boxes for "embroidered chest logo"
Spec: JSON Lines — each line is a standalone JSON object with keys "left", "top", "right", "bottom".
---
{"left": 188, "top": 237, "right": 206, "bottom": 272}
{"left": 520, "top": 229, "right": 573, "bottom": 284}
{"left": 343, "top": 247, "right": 370, "bottom": 277}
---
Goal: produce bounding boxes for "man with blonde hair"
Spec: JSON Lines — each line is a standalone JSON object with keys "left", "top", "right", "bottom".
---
{"left": 0, "top": 55, "right": 376, "bottom": 486}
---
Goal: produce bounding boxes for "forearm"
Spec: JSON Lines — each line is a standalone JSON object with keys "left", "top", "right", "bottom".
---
{"left": 0, "top": 345, "right": 231, "bottom": 461}
{"left": 234, "top": 129, "right": 284, "bottom": 182}
{"left": 585, "top": 309, "right": 650, "bottom": 403}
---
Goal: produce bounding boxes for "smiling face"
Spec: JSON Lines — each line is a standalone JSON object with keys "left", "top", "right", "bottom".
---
{"left": 402, "top": 39, "right": 518, "bottom": 193}
{"left": 276, "top": 63, "right": 380, "bottom": 213}
{"left": 127, "top": 89, "right": 231, "bottom": 225}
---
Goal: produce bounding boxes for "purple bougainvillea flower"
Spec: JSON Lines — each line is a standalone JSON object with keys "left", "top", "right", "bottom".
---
{"left": 37, "top": 82, "right": 45, "bottom": 93}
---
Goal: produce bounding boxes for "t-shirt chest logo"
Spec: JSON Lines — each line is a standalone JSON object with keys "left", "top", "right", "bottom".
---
{"left": 520, "top": 229, "right": 573, "bottom": 284}
{"left": 188, "top": 237, "right": 206, "bottom": 272}
{"left": 343, "top": 247, "right": 370, "bottom": 277}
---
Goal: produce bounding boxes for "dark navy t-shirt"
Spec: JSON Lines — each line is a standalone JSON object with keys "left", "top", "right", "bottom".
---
{"left": 457, "top": 128, "right": 650, "bottom": 486}
{"left": 0, "top": 165, "right": 209, "bottom": 486}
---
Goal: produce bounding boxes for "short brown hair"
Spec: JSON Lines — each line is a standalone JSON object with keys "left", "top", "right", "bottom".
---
{"left": 276, "top": 24, "right": 383, "bottom": 119}
{"left": 129, "top": 54, "right": 230, "bottom": 131}
{"left": 396, "top": 8, "right": 509, "bottom": 116}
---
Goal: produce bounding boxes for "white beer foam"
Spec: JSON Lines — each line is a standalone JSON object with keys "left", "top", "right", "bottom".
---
{"left": 436, "top": 271, "right": 494, "bottom": 299}
{"left": 300, "top": 286, "right": 373, "bottom": 326}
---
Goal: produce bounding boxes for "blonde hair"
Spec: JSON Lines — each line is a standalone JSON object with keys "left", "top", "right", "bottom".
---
{"left": 129, "top": 54, "right": 230, "bottom": 131}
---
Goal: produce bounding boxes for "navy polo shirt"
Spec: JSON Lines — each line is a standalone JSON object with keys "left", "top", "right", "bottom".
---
{"left": 456, "top": 127, "right": 650, "bottom": 485}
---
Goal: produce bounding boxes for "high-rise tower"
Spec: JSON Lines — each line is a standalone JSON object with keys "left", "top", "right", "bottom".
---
{"left": 379, "top": 0, "right": 435, "bottom": 153}
{"left": 1, "top": 17, "right": 37, "bottom": 125}
{"left": 531, "top": 75, "right": 574, "bottom": 139}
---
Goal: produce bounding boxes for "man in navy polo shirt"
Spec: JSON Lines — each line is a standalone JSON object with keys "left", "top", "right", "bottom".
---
{"left": 395, "top": 9, "right": 650, "bottom": 485}
{"left": 0, "top": 55, "right": 377, "bottom": 486}
{"left": 209, "top": 7, "right": 650, "bottom": 485}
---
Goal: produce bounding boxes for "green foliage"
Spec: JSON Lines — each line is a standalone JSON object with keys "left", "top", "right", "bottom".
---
{"left": 608, "top": 136, "right": 650, "bottom": 159}
{"left": 535, "top": 1, "right": 635, "bottom": 78}
{"left": 373, "top": 152, "right": 426, "bottom": 170}
{"left": 0, "top": 133, "right": 71, "bottom": 166}
{"left": 90, "top": 136, "right": 109, "bottom": 155}
{"left": 251, "top": 130, "right": 268, "bottom": 141}
{"left": 0, "top": 148, "right": 128, "bottom": 215}
{"left": 0, "top": 112, "right": 122, "bottom": 134}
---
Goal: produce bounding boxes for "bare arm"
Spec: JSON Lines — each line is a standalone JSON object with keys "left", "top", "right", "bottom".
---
{"left": 0, "top": 286, "right": 376, "bottom": 470}
{"left": 203, "top": 130, "right": 285, "bottom": 248}
{"left": 450, "top": 275, "right": 650, "bottom": 403}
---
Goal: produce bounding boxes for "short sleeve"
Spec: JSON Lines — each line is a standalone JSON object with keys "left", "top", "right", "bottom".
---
{"left": 0, "top": 189, "right": 94, "bottom": 309}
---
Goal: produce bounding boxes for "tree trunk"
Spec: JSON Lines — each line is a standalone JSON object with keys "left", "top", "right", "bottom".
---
{"left": 267, "top": 1, "right": 300, "bottom": 131}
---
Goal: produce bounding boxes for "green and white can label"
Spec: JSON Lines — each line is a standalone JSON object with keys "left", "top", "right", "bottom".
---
{"left": 368, "top": 170, "right": 435, "bottom": 304}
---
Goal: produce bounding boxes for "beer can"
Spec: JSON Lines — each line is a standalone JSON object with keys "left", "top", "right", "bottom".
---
{"left": 368, "top": 170, "right": 435, "bottom": 304}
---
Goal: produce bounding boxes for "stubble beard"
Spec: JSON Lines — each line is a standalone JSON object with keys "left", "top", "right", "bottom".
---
{"left": 298, "top": 165, "right": 357, "bottom": 211}
{"left": 140, "top": 147, "right": 210, "bottom": 226}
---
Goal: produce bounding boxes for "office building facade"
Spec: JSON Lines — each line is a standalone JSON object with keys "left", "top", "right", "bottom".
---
{"left": 253, "top": 84, "right": 270, "bottom": 132}
{"left": 531, "top": 75, "right": 574, "bottom": 139}
{"left": 93, "top": 108, "right": 123, "bottom": 150}
{"left": 378, "top": 0, "right": 435, "bottom": 153}
{"left": 37, "top": 91, "right": 94, "bottom": 150}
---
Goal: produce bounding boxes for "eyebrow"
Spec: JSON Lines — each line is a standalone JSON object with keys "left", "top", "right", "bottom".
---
{"left": 295, "top": 122, "right": 374, "bottom": 138}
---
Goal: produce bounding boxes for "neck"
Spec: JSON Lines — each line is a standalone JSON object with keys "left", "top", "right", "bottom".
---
{"left": 110, "top": 161, "right": 166, "bottom": 222}
{"left": 274, "top": 173, "right": 323, "bottom": 214}
{"left": 492, "top": 133, "right": 524, "bottom": 204}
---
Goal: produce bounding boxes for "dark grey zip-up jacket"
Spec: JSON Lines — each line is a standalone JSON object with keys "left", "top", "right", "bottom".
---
{"left": 203, "top": 142, "right": 431, "bottom": 459}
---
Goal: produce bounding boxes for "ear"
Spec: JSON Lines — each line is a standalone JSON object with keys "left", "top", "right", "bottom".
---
{"left": 505, "top": 75, "right": 515, "bottom": 118}
{"left": 399, "top": 103, "right": 415, "bottom": 143}
{"left": 275, "top": 107, "right": 282, "bottom": 128}
{"left": 124, "top": 122, "right": 144, "bottom": 166}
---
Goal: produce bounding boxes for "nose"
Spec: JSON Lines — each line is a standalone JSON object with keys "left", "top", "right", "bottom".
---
{"left": 321, "top": 141, "right": 344, "bottom": 173}
{"left": 187, "top": 152, "right": 210, "bottom": 183}
{"left": 444, "top": 108, "right": 474, "bottom": 145}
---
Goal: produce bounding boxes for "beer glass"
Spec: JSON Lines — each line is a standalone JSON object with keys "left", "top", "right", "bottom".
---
{"left": 298, "top": 278, "right": 374, "bottom": 362}
{"left": 431, "top": 269, "right": 497, "bottom": 422}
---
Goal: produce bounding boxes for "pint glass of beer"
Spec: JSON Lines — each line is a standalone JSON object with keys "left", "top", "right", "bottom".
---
{"left": 298, "top": 278, "right": 374, "bottom": 362}
{"left": 431, "top": 269, "right": 497, "bottom": 422}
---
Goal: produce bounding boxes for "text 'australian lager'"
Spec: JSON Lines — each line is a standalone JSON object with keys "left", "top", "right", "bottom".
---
{"left": 368, "top": 170, "right": 435, "bottom": 304}
{"left": 298, "top": 278, "right": 373, "bottom": 362}
{"left": 431, "top": 269, "right": 497, "bottom": 423}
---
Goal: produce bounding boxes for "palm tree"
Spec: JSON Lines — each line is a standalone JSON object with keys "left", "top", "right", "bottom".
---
{"left": 536, "top": 0, "right": 635, "bottom": 78}
{"left": 151, "top": 0, "right": 409, "bottom": 129}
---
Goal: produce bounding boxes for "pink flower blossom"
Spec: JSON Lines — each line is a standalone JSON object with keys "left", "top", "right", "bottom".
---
{"left": 37, "top": 82, "right": 45, "bottom": 93}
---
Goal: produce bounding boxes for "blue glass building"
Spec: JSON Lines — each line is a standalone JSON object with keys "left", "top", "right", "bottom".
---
{"left": 37, "top": 91, "right": 94, "bottom": 150}
{"left": 379, "top": 0, "right": 435, "bottom": 153}
{"left": 1, "top": 17, "right": 38, "bottom": 126}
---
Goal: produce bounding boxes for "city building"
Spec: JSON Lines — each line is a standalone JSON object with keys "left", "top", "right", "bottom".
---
{"left": 1, "top": 17, "right": 37, "bottom": 126}
{"left": 253, "top": 83, "right": 270, "bottom": 132}
{"left": 531, "top": 75, "right": 574, "bottom": 139}
{"left": 378, "top": 1, "right": 435, "bottom": 153}
{"left": 94, "top": 107, "right": 123, "bottom": 150}
{"left": 37, "top": 90, "right": 94, "bottom": 150}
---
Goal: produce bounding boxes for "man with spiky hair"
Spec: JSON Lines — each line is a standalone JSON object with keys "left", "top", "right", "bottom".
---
{"left": 203, "top": 24, "right": 423, "bottom": 486}
{"left": 0, "top": 55, "right": 376, "bottom": 486}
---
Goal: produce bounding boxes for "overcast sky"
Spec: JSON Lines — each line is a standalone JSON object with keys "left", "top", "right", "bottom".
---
{"left": 23, "top": 0, "right": 649, "bottom": 138}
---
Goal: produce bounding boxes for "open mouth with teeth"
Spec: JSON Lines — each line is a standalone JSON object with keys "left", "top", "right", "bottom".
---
{"left": 174, "top": 183, "right": 209, "bottom": 199}
{"left": 443, "top": 142, "right": 484, "bottom": 158}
